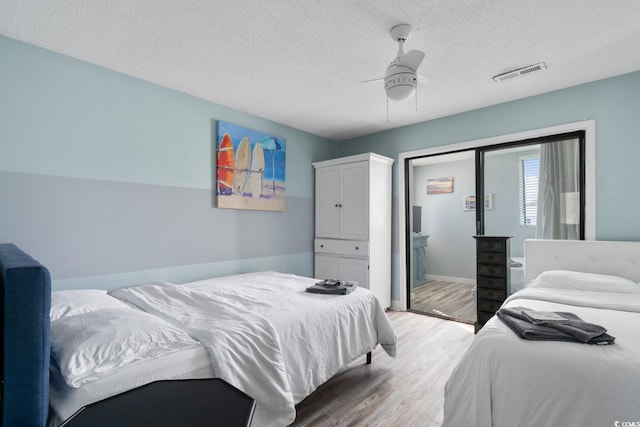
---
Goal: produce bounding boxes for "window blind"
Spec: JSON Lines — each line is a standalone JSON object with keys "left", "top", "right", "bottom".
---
{"left": 520, "top": 156, "right": 539, "bottom": 225}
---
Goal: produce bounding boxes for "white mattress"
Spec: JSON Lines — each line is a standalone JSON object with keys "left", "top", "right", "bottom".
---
{"left": 49, "top": 271, "right": 397, "bottom": 427}
{"left": 49, "top": 345, "right": 214, "bottom": 425}
{"left": 444, "top": 286, "right": 640, "bottom": 427}
{"left": 110, "top": 271, "right": 397, "bottom": 427}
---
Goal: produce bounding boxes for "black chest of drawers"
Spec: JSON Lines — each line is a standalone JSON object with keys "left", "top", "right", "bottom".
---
{"left": 474, "top": 236, "right": 512, "bottom": 332}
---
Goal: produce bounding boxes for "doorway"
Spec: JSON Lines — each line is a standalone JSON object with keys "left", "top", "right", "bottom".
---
{"left": 408, "top": 151, "right": 476, "bottom": 323}
{"left": 400, "top": 121, "right": 594, "bottom": 317}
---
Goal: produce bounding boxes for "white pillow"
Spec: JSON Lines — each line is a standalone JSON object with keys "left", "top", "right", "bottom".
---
{"left": 50, "top": 289, "right": 132, "bottom": 321}
{"left": 528, "top": 270, "right": 640, "bottom": 293}
{"left": 50, "top": 308, "right": 200, "bottom": 388}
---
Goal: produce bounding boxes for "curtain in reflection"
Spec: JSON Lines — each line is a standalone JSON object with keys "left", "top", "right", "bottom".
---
{"left": 536, "top": 138, "right": 580, "bottom": 240}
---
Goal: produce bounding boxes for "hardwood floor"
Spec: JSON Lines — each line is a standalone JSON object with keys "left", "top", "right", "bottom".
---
{"left": 291, "top": 311, "right": 475, "bottom": 427}
{"left": 411, "top": 280, "right": 476, "bottom": 324}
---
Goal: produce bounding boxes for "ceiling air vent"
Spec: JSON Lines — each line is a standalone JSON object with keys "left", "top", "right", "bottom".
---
{"left": 493, "top": 62, "right": 547, "bottom": 82}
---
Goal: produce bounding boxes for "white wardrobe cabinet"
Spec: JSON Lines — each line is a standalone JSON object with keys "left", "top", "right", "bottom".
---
{"left": 315, "top": 161, "right": 369, "bottom": 240}
{"left": 313, "top": 153, "right": 393, "bottom": 308}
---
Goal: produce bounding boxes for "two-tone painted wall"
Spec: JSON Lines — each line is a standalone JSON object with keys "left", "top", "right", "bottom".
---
{"left": 3, "top": 35, "right": 640, "bottom": 298}
{"left": 0, "top": 36, "right": 337, "bottom": 290}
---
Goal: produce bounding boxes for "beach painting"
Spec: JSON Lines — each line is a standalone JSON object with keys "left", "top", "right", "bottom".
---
{"left": 216, "top": 121, "right": 286, "bottom": 211}
{"left": 427, "top": 177, "right": 454, "bottom": 195}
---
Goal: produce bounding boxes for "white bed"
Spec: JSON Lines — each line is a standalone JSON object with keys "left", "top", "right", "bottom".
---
{"left": 48, "top": 271, "right": 397, "bottom": 427}
{"left": 444, "top": 239, "right": 640, "bottom": 427}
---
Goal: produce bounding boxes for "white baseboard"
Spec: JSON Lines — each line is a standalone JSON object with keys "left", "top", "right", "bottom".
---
{"left": 425, "top": 274, "right": 475, "bottom": 285}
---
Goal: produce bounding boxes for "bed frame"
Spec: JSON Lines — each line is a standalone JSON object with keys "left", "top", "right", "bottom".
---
{"left": 525, "top": 239, "right": 640, "bottom": 283}
{"left": 0, "top": 243, "right": 51, "bottom": 427}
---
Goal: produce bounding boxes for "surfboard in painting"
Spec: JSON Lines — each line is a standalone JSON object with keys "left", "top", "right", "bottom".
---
{"left": 233, "top": 137, "right": 251, "bottom": 195}
{"left": 216, "top": 120, "right": 286, "bottom": 211}
{"left": 249, "top": 142, "right": 265, "bottom": 198}
{"left": 217, "top": 133, "right": 234, "bottom": 195}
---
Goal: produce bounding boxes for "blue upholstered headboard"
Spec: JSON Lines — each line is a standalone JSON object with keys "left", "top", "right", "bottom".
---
{"left": 0, "top": 244, "right": 51, "bottom": 427}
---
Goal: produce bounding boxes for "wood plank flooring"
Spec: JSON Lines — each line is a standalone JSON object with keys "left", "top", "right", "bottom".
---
{"left": 411, "top": 280, "right": 476, "bottom": 324}
{"left": 291, "top": 311, "right": 475, "bottom": 427}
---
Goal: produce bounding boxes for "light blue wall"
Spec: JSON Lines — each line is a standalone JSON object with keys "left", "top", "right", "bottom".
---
{"left": 0, "top": 36, "right": 338, "bottom": 290}
{"left": 3, "top": 34, "right": 640, "bottom": 297}
{"left": 413, "top": 160, "right": 476, "bottom": 280}
{"left": 338, "top": 69, "right": 640, "bottom": 300}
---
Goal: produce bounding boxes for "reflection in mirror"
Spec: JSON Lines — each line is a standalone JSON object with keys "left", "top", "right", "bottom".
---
{"left": 408, "top": 152, "right": 476, "bottom": 323}
{"left": 483, "top": 136, "right": 583, "bottom": 294}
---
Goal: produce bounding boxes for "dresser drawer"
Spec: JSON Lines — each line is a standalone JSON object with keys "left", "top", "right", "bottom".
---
{"left": 477, "top": 276, "right": 506, "bottom": 290}
{"left": 477, "top": 287, "right": 506, "bottom": 302}
{"left": 476, "top": 239, "right": 506, "bottom": 252}
{"left": 315, "top": 239, "right": 369, "bottom": 257}
{"left": 477, "top": 264, "right": 506, "bottom": 277}
{"left": 477, "top": 299, "right": 502, "bottom": 313}
{"left": 477, "top": 251, "right": 506, "bottom": 265}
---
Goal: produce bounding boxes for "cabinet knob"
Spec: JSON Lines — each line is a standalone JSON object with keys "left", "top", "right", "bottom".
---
{"left": 355, "top": 246, "right": 359, "bottom": 250}
{"left": 320, "top": 244, "right": 324, "bottom": 248}
{"left": 339, "top": 204, "right": 343, "bottom": 207}
{"left": 335, "top": 203, "right": 339, "bottom": 207}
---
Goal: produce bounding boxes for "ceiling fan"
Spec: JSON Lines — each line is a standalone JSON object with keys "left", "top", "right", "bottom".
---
{"left": 362, "top": 23, "right": 427, "bottom": 103}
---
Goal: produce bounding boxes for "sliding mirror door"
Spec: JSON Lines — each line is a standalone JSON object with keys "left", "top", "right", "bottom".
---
{"left": 479, "top": 132, "right": 585, "bottom": 294}
{"left": 407, "top": 151, "right": 477, "bottom": 323}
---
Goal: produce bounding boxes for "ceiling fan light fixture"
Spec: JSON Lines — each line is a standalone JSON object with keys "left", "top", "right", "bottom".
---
{"left": 359, "top": 23, "right": 425, "bottom": 105}
{"left": 385, "top": 69, "right": 417, "bottom": 101}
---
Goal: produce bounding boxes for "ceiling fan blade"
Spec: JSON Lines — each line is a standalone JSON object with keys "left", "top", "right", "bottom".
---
{"left": 359, "top": 77, "right": 384, "bottom": 84}
{"left": 399, "top": 50, "right": 425, "bottom": 71}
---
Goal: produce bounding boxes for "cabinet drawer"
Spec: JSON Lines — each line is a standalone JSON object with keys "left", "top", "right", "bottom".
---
{"left": 476, "top": 239, "right": 506, "bottom": 252}
{"left": 315, "top": 239, "right": 369, "bottom": 257}
{"left": 477, "top": 288, "right": 506, "bottom": 302}
{"left": 477, "top": 251, "right": 505, "bottom": 265}
{"left": 477, "top": 264, "right": 506, "bottom": 277}
{"left": 477, "top": 299, "right": 502, "bottom": 313}
{"left": 476, "top": 276, "right": 506, "bottom": 290}
{"left": 477, "top": 311, "right": 495, "bottom": 325}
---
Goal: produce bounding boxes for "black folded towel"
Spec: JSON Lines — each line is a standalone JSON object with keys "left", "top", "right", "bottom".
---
{"left": 496, "top": 306, "right": 615, "bottom": 345}
{"left": 306, "top": 279, "right": 358, "bottom": 295}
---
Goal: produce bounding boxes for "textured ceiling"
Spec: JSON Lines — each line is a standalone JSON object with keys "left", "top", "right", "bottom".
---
{"left": 2, "top": 1, "right": 640, "bottom": 141}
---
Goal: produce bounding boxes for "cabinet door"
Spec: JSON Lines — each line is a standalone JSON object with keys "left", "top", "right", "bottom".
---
{"left": 314, "top": 255, "right": 340, "bottom": 280}
{"left": 339, "top": 258, "right": 369, "bottom": 290}
{"left": 340, "top": 162, "right": 369, "bottom": 240}
{"left": 315, "top": 166, "right": 341, "bottom": 239}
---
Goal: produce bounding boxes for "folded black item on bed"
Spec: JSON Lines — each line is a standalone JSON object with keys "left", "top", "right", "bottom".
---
{"left": 496, "top": 306, "right": 615, "bottom": 345}
{"left": 306, "top": 279, "right": 358, "bottom": 295}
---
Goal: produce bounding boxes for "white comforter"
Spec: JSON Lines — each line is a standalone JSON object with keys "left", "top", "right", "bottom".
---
{"left": 443, "top": 287, "right": 640, "bottom": 427}
{"left": 112, "top": 271, "right": 396, "bottom": 427}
